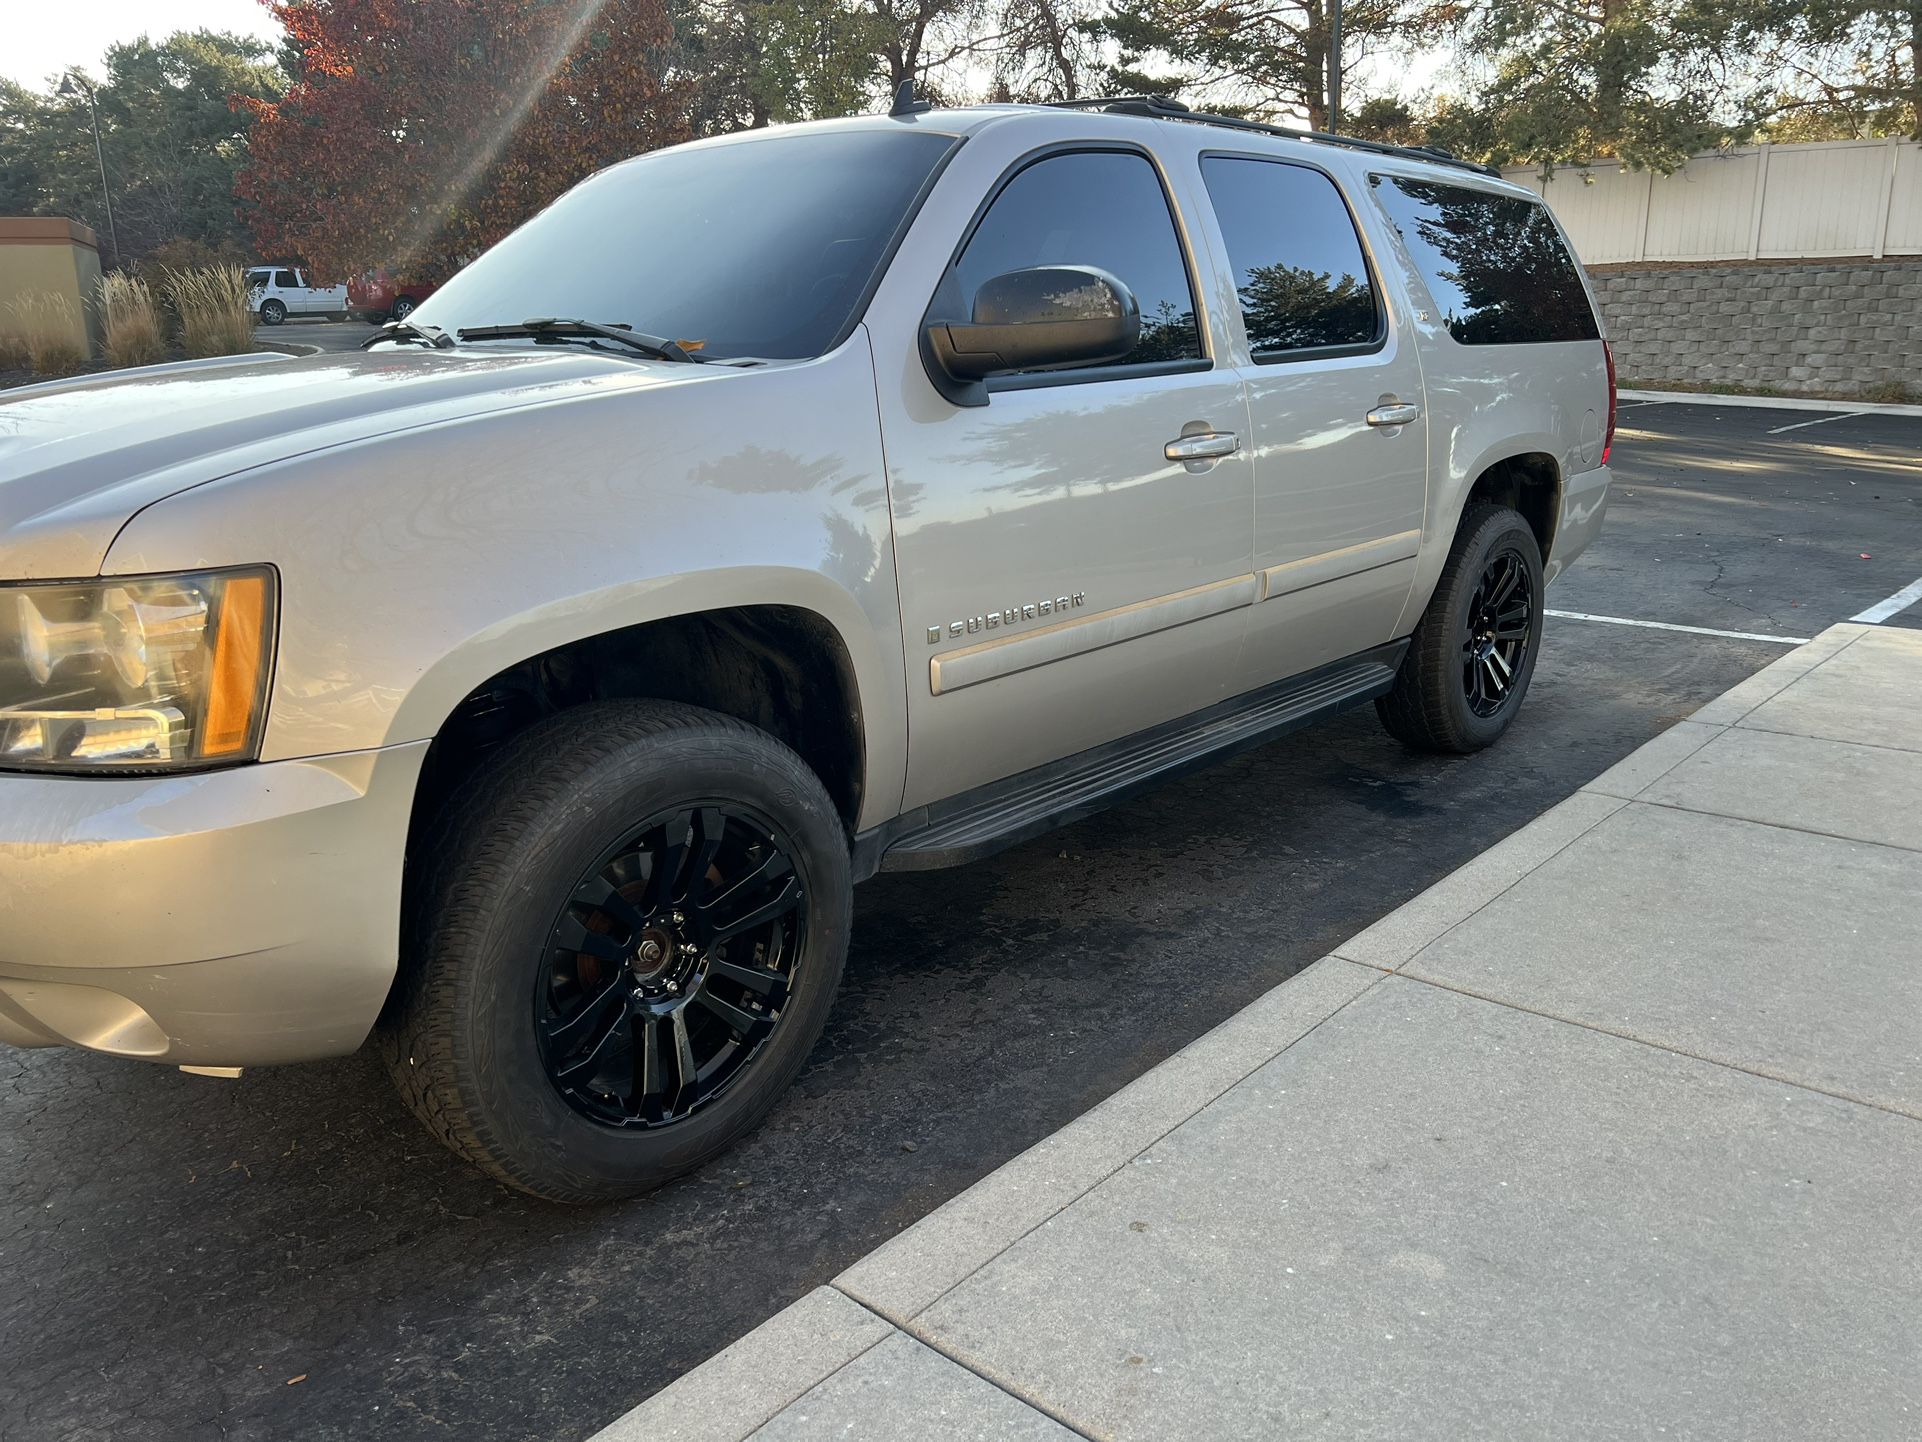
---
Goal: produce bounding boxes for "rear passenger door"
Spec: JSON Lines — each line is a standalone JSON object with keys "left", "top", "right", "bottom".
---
{"left": 1196, "top": 155, "right": 1429, "bottom": 690}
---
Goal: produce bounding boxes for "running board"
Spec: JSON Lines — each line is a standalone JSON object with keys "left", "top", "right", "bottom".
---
{"left": 854, "top": 641, "right": 1407, "bottom": 877}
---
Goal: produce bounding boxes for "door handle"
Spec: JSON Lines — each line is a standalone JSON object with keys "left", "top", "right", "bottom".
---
{"left": 1365, "top": 402, "right": 1421, "bottom": 428}
{"left": 1164, "top": 430, "right": 1240, "bottom": 462}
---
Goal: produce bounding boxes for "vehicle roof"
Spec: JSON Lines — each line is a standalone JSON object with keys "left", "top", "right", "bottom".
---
{"left": 651, "top": 102, "right": 1530, "bottom": 199}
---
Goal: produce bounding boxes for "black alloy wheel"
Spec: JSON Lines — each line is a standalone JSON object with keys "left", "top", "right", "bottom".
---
{"left": 382, "top": 700, "right": 851, "bottom": 1202}
{"left": 537, "top": 804, "right": 805, "bottom": 1128}
{"left": 1462, "top": 547, "right": 1533, "bottom": 718}
{"left": 1376, "top": 502, "right": 1544, "bottom": 754}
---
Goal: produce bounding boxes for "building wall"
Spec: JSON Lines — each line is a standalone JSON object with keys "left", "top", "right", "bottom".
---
{"left": 0, "top": 218, "right": 102, "bottom": 354}
{"left": 1588, "top": 259, "right": 1922, "bottom": 399}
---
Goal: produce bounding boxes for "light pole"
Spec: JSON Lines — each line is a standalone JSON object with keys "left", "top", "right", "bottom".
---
{"left": 57, "top": 74, "right": 120, "bottom": 272}
{"left": 1327, "top": 0, "right": 1343, "bottom": 132}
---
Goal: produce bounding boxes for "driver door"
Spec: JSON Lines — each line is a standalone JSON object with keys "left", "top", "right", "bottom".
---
{"left": 876, "top": 143, "right": 1255, "bottom": 811}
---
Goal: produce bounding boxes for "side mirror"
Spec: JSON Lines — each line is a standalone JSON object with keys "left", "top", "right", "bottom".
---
{"left": 924, "top": 265, "right": 1140, "bottom": 400}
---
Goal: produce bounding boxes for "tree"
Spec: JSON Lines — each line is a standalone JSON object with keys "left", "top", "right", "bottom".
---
{"left": 989, "top": 0, "right": 1105, "bottom": 100}
{"left": 670, "top": 0, "right": 889, "bottom": 131}
{"left": 1096, "top": 0, "right": 1436, "bottom": 129}
{"left": 238, "top": 0, "right": 686, "bottom": 281}
{"left": 0, "top": 33, "right": 283, "bottom": 265}
{"left": 1437, "top": 0, "right": 1771, "bottom": 172}
{"left": 1760, "top": 1, "right": 1922, "bottom": 139}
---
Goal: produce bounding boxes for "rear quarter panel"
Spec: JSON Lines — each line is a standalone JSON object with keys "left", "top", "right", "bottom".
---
{"left": 1345, "top": 157, "right": 1610, "bottom": 618}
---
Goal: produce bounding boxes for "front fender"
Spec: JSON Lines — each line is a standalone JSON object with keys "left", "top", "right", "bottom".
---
{"left": 103, "top": 337, "right": 910, "bottom": 831}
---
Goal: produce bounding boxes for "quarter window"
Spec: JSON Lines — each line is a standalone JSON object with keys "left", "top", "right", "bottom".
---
{"left": 1201, "top": 156, "right": 1379, "bottom": 358}
{"left": 955, "top": 150, "right": 1202, "bottom": 369}
{"left": 1369, "top": 175, "right": 1600, "bottom": 345}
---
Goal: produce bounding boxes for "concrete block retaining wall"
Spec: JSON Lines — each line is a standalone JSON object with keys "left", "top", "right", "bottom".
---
{"left": 1587, "top": 259, "right": 1922, "bottom": 400}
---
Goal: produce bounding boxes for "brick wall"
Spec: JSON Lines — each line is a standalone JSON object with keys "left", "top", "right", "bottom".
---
{"left": 1587, "top": 259, "right": 1922, "bottom": 400}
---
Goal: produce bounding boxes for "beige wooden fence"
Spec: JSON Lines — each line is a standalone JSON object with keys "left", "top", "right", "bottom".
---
{"left": 1503, "top": 137, "right": 1922, "bottom": 265}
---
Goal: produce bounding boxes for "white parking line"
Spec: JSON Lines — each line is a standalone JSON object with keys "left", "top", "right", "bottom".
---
{"left": 1852, "top": 575, "right": 1922, "bottom": 624}
{"left": 1766, "top": 411, "right": 1867, "bottom": 435}
{"left": 1546, "top": 610, "right": 1810, "bottom": 645}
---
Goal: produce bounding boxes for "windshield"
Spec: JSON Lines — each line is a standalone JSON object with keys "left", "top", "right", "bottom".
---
{"left": 412, "top": 128, "right": 957, "bottom": 362}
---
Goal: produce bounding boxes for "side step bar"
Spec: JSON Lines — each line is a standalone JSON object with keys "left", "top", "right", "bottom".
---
{"left": 853, "top": 640, "right": 1407, "bottom": 878}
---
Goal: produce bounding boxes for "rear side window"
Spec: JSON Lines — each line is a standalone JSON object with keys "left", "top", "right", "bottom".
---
{"left": 1369, "top": 175, "right": 1599, "bottom": 345}
{"left": 1201, "top": 156, "right": 1379, "bottom": 359}
{"left": 956, "top": 150, "right": 1202, "bottom": 368}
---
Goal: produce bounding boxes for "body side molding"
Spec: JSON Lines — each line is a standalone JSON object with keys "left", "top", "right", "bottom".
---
{"left": 929, "top": 574, "right": 1260, "bottom": 695}
{"left": 1259, "top": 529, "right": 1422, "bottom": 602}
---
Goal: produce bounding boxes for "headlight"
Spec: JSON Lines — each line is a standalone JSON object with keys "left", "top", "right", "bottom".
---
{"left": 1, "top": 567, "right": 276, "bottom": 773}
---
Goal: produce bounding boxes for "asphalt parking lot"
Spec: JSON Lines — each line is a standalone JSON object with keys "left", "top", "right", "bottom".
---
{"left": 2, "top": 398, "right": 1918, "bottom": 1442}
{"left": 254, "top": 318, "right": 378, "bottom": 353}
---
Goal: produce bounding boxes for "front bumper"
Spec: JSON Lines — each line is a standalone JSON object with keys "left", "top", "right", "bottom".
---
{"left": 0, "top": 743, "right": 426, "bottom": 1066}
{"left": 1546, "top": 463, "right": 1611, "bottom": 583}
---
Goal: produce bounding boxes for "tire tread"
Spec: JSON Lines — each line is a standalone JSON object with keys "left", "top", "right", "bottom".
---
{"left": 380, "top": 701, "right": 841, "bottom": 1203}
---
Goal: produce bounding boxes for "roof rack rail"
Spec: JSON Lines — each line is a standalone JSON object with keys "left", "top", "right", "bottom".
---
{"left": 1034, "top": 95, "right": 1501, "bottom": 179}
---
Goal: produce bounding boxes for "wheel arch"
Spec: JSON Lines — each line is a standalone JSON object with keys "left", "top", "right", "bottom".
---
{"left": 1462, "top": 450, "right": 1561, "bottom": 562}
{"left": 1397, "top": 443, "right": 1564, "bottom": 637}
{"left": 404, "top": 602, "right": 872, "bottom": 869}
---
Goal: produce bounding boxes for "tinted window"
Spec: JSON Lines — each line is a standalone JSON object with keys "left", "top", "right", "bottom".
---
{"left": 413, "top": 130, "right": 956, "bottom": 361}
{"left": 1369, "top": 176, "right": 1598, "bottom": 345}
{"left": 274, "top": 270, "right": 298, "bottom": 287}
{"left": 955, "top": 150, "right": 1201, "bottom": 368}
{"left": 1201, "top": 157, "right": 1378, "bottom": 358}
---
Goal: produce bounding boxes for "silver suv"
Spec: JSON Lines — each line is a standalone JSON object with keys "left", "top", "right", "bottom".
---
{"left": 0, "top": 97, "right": 1613, "bottom": 1200}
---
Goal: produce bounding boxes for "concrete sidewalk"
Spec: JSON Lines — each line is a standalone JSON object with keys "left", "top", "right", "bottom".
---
{"left": 595, "top": 622, "right": 1922, "bottom": 1442}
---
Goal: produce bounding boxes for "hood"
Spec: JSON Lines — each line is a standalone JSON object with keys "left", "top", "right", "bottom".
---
{"left": 0, "top": 346, "right": 717, "bottom": 579}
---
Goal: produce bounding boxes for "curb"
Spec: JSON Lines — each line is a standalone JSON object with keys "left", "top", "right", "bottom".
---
{"left": 1619, "top": 388, "right": 1922, "bottom": 417}
{"left": 252, "top": 341, "right": 323, "bottom": 358}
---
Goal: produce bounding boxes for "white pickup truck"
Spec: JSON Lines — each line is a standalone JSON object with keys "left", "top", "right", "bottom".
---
{"left": 244, "top": 265, "right": 349, "bottom": 324}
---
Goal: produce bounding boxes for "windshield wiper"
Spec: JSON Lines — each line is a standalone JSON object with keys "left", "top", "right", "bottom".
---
{"left": 456, "top": 318, "right": 704, "bottom": 363}
{"left": 362, "top": 319, "right": 453, "bottom": 350}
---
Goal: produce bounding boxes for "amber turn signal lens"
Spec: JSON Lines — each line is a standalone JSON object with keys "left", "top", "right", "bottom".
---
{"left": 200, "top": 574, "right": 271, "bottom": 758}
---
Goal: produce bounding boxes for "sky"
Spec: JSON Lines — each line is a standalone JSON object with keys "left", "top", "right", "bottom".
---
{"left": 1, "top": 0, "right": 1452, "bottom": 114}
{"left": 2, "top": 0, "right": 285, "bottom": 88}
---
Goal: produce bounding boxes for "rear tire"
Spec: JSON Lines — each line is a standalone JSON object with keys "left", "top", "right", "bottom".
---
{"left": 1376, "top": 503, "right": 1544, "bottom": 754}
{"left": 391, "top": 294, "right": 417, "bottom": 320}
{"left": 380, "top": 701, "right": 851, "bottom": 1203}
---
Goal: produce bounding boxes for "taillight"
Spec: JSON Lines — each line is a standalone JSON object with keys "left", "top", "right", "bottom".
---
{"left": 1602, "top": 340, "right": 1618, "bottom": 466}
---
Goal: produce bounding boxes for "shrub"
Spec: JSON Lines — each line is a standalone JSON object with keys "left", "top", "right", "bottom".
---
{"left": 5, "top": 293, "right": 88, "bottom": 377}
{"left": 166, "top": 265, "right": 256, "bottom": 358}
{"left": 0, "top": 327, "right": 29, "bottom": 372}
{"left": 99, "top": 272, "right": 168, "bottom": 369}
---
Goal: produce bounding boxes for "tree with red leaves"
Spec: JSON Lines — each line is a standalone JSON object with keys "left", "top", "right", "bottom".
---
{"left": 237, "top": 0, "right": 686, "bottom": 281}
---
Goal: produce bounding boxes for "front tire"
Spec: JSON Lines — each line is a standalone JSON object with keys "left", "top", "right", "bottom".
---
{"left": 258, "top": 299, "right": 286, "bottom": 326}
{"left": 391, "top": 294, "right": 417, "bottom": 321}
{"left": 1377, "top": 503, "right": 1544, "bottom": 754}
{"left": 381, "top": 701, "right": 851, "bottom": 1203}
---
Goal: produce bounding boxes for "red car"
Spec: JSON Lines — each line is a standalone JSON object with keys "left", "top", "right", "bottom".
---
{"left": 349, "top": 270, "right": 440, "bottom": 323}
